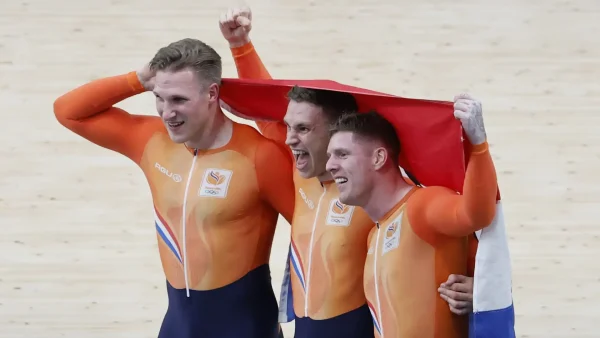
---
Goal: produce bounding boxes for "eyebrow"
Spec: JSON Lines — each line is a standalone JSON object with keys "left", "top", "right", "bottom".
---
{"left": 153, "top": 92, "right": 189, "bottom": 100}
{"left": 331, "top": 147, "right": 351, "bottom": 155}
{"left": 284, "top": 120, "right": 311, "bottom": 128}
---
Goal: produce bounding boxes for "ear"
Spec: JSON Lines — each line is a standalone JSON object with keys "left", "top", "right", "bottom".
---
{"left": 372, "top": 147, "right": 387, "bottom": 170}
{"left": 207, "top": 83, "right": 220, "bottom": 103}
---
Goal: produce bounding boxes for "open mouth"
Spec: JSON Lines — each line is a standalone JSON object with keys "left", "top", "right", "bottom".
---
{"left": 291, "top": 149, "right": 309, "bottom": 170}
{"left": 334, "top": 177, "right": 348, "bottom": 184}
{"left": 166, "top": 121, "right": 184, "bottom": 130}
{"left": 167, "top": 121, "right": 184, "bottom": 127}
{"left": 291, "top": 149, "right": 308, "bottom": 158}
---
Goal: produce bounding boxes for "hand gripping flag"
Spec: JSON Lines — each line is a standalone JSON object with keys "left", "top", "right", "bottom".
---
{"left": 219, "top": 78, "right": 515, "bottom": 337}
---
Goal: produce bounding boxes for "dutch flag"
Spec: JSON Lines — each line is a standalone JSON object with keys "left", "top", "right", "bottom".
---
{"left": 469, "top": 199, "right": 516, "bottom": 338}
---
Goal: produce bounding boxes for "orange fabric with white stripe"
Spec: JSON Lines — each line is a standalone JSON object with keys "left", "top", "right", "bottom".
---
{"left": 53, "top": 71, "right": 295, "bottom": 290}
{"left": 364, "top": 143, "right": 497, "bottom": 338}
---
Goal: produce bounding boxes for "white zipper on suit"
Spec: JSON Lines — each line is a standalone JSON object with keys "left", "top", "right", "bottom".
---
{"left": 181, "top": 152, "right": 198, "bottom": 297}
{"left": 304, "top": 185, "right": 327, "bottom": 316}
{"left": 373, "top": 222, "right": 385, "bottom": 337}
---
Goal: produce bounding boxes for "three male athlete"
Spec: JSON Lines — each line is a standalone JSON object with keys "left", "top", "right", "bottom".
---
{"left": 219, "top": 7, "right": 477, "bottom": 338}
{"left": 53, "top": 38, "right": 295, "bottom": 338}
{"left": 325, "top": 98, "right": 498, "bottom": 337}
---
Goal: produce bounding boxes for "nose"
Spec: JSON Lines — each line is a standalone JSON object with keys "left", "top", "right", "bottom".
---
{"left": 285, "top": 129, "right": 299, "bottom": 147}
{"left": 326, "top": 156, "right": 338, "bottom": 174}
{"left": 161, "top": 103, "right": 176, "bottom": 120}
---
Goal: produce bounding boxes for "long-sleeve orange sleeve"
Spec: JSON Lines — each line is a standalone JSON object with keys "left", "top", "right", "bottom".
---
{"left": 255, "top": 138, "right": 295, "bottom": 224}
{"left": 409, "top": 141, "right": 498, "bottom": 239}
{"left": 230, "top": 42, "right": 288, "bottom": 147}
{"left": 53, "top": 71, "right": 162, "bottom": 164}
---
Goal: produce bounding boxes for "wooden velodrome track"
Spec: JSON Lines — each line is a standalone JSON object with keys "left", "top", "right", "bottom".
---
{"left": 1, "top": 0, "right": 598, "bottom": 337}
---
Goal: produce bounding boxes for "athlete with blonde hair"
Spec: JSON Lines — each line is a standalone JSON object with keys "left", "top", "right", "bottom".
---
{"left": 54, "top": 37, "right": 295, "bottom": 338}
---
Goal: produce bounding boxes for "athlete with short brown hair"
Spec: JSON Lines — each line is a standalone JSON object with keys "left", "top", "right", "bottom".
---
{"left": 325, "top": 101, "right": 498, "bottom": 337}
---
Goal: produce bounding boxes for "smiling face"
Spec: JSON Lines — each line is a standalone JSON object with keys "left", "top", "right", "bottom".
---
{"left": 326, "top": 131, "right": 377, "bottom": 206}
{"left": 148, "top": 38, "right": 223, "bottom": 147}
{"left": 284, "top": 100, "right": 332, "bottom": 180}
{"left": 325, "top": 111, "right": 402, "bottom": 207}
{"left": 153, "top": 68, "right": 219, "bottom": 144}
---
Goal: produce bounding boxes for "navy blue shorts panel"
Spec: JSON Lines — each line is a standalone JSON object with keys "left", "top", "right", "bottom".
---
{"left": 293, "top": 303, "right": 374, "bottom": 338}
{"left": 158, "top": 264, "right": 279, "bottom": 338}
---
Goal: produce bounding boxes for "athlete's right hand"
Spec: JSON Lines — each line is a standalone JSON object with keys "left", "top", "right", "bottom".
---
{"left": 136, "top": 64, "right": 156, "bottom": 91}
{"left": 219, "top": 7, "right": 252, "bottom": 48}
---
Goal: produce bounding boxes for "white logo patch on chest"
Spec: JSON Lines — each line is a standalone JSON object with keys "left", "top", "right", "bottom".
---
{"left": 198, "top": 168, "right": 233, "bottom": 198}
{"left": 155, "top": 162, "right": 182, "bottom": 183}
{"left": 382, "top": 212, "right": 403, "bottom": 255}
{"left": 298, "top": 188, "right": 315, "bottom": 210}
{"left": 326, "top": 199, "right": 355, "bottom": 226}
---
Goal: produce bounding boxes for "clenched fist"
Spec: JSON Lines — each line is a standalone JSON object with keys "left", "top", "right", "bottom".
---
{"left": 219, "top": 7, "right": 252, "bottom": 48}
{"left": 453, "top": 93, "right": 487, "bottom": 145}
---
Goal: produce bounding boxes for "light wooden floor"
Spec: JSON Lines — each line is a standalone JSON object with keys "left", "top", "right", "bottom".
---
{"left": 1, "top": 0, "right": 598, "bottom": 337}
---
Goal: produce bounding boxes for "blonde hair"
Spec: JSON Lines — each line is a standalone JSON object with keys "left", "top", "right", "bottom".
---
{"left": 149, "top": 38, "right": 222, "bottom": 87}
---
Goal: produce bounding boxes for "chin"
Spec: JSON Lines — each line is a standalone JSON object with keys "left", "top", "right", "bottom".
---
{"left": 297, "top": 167, "right": 316, "bottom": 179}
{"left": 339, "top": 190, "right": 362, "bottom": 207}
{"left": 297, "top": 170, "right": 310, "bottom": 178}
{"left": 168, "top": 133, "right": 189, "bottom": 144}
{"left": 337, "top": 193, "right": 352, "bottom": 206}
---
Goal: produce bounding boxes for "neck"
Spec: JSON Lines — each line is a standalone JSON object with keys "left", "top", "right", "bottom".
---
{"left": 362, "top": 168, "right": 413, "bottom": 222}
{"left": 186, "top": 107, "right": 232, "bottom": 150}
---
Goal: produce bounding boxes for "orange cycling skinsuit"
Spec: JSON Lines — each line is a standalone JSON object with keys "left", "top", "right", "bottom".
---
{"left": 364, "top": 142, "right": 497, "bottom": 338}
{"left": 53, "top": 71, "right": 295, "bottom": 338}
{"left": 230, "top": 42, "right": 376, "bottom": 338}
{"left": 227, "top": 42, "right": 480, "bottom": 338}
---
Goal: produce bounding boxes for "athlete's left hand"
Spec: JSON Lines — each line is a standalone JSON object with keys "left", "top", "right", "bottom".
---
{"left": 453, "top": 93, "right": 487, "bottom": 145}
{"left": 438, "top": 274, "right": 474, "bottom": 315}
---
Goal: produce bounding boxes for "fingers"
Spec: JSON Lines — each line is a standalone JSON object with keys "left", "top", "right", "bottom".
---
{"left": 439, "top": 292, "right": 471, "bottom": 310}
{"left": 227, "top": 8, "right": 237, "bottom": 29}
{"left": 439, "top": 274, "right": 475, "bottom": 315}
{"left": 236, "top": 16, "right": 251, "bottom": 28}
{"left": 438, "top": 285, "right": 472, "bottom": 302}
{"left": 450, "top": 282, "right": 473, "bottom": 295}
{"left": 453, "top": 109, "right": 469, "bottom": 120}
{"left": 453, "top": 99, "right": 473, "bottom": 120}
{"left": 454, "top": 93, "right": 474, "bottom": 102}
{"left": 220, "top": 7, "right": 252, "bottom": 30}
{"left": 219, "top": 12, "right": 227, "bottom": 28}
{"left": 237, "top": 6, "right": 252, "bottom": 20}
{"left": 439, "top": 292, "right": 472, "bottom": 316}
{"left": 440, "top": 274, "right": 467, "bottom": 287}
{"left": 219, "top": 8, "right": 238, "bottom": 29}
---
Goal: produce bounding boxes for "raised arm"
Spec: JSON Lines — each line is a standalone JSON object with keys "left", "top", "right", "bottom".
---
{"left": 409, "top": 94, "right": 498, "bottom": 237}
{"left": 219, "top": 7, "right": 288, "bottom": 147}
{"left": 53, "top": 68, "right": 160, "bottom": 164}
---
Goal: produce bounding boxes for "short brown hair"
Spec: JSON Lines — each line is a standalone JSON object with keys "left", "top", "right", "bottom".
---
{"left": 287, "top": 86, "right": 358, "bottom": 122}
{"left": 330, "top": 111, "right": 401, "bottom": 164}
{"left": 149, "top": 38, "right": 222, "bottom": 87}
